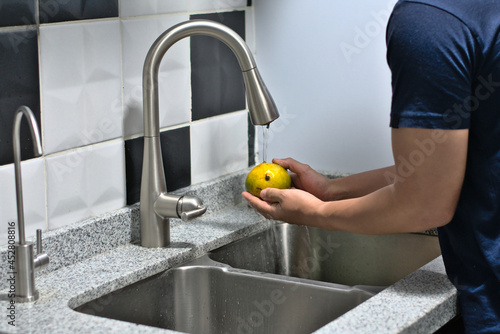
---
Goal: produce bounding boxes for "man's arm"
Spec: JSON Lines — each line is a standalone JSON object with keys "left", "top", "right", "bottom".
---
{"left": 326, "top": 166, "right": 396, "bottom": 200}
{"left": 244, "top": 128, "right": 468, "bottom": 234}
{"left": 271, "top": 158, "right": 395, "bottom": 201}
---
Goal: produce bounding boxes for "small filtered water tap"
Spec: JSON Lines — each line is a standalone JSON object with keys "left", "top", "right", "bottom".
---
{"left": 140, "top": 20, "right": 279, "bottom": 248}
{"left": 12, "top": 106, "right": 49, "bottom": 302}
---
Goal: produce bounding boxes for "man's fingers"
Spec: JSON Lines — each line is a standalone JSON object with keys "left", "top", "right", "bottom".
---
{"left": 242, "top": 191, "right": 277, "bottom": 220}
{"left": 273, "top": 157, "right": 308, "bottom": 175}
{"left": 289, "top": 173, "right": 300, "bottom": 186}
{"left": 242, "top": 191, "right": 265, "bottom": 208}
{"left": 241, "top": 191, "right": 255, "bottom": 202}
{"left": 272, "top": 157, "right": 294, "bottom": 170}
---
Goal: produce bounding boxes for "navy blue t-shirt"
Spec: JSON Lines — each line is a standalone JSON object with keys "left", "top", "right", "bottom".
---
{"left": 387, "top": 0, "right": 500, "bottom": 332}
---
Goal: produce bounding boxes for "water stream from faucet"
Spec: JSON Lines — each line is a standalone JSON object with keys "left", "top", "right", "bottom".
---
{"left": 262, "top": 124, "right": 270, "bottom": 163}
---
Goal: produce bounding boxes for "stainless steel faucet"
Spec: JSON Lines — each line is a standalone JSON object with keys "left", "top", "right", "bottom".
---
{"left": 12, "top": 106, "right": 49, "bottom": 302}
{"left": 140, "top": 19, "right": 279, "bottom": 248}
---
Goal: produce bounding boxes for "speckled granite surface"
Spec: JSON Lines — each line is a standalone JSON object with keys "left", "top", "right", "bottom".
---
{"left": 0, "top": 169, "right": 457, "bottom": 333}
{"left": 0, "top": 171, "right": 247, "bottom": 290}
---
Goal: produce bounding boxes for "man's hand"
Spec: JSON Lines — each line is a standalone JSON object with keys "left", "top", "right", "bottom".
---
{"left": 242, "top": 188, "right": 326, "bottom": 227}
{"left": 272, "top": 158, "right": 333, "bottom": 200}
{"left": 242, "top": 128, "right": 468, "bottom": 234}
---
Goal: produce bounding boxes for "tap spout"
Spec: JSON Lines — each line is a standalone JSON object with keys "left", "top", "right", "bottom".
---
{"left": 143, "top": 19, "right": 279, "bottom": 137}
{"left": 12, "top": 106, "right": 49, "bottom": 302}
{"left": 13, "top": 106, "right": 42, "bottom": 245}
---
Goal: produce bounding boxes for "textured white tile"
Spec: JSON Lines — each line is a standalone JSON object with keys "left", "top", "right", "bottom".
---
{"left": 40, "top": 21, "right": 122, "bottom": 154}
{"left": 120, "top": 0, "right": 188, "bottom": 17}
{"left": 191, "top": 111, "right": 248, "bottom": 184}
{"left": 0, "top": 159, "right": 46, "bottom": 246}
{"left": 85, "top": 142, "right": 126, "bottom": 216}
{"left": 190, "top": 0, "right": 247, "bottom": 12}
{"left": 46, "top": 141, "right": 126, "bottom": 230}
{"left": 245, "top": 7, "right": 256, "bottom": 55}
{"left": 122, "top": 15, "right": 191, "bottom": 138}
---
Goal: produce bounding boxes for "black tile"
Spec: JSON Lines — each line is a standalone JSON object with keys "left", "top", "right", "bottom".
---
{"left": 124, "top": 137, "right": 143, "bottom": 205}
{"left": 125, "top": 127, "right": 191, "bottom": 205}
{"left": 248, "top": 114, "right": 255, "bottom": 166}
{"left": 39, "top": 0, "right": 118, "bottom": 23}
{"left": 0, "top": 0, "right": 36, "bottom": 27}
{"left": 190, "top": 11, "right": 246, "bottom": 121}
{"left": 0, "top": 28, "right": 40, "bottom": 166}
{"left": 161, "top": 127, "right": 191, "bottom": 192}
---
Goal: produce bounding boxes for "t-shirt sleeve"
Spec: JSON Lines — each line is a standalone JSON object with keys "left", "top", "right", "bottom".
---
{"left": 387, "top": 2, "right": 477, "bottom": 129}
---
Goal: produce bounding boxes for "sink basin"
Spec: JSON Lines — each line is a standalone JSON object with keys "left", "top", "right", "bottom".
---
{"left": 74, "top": 257, "right": 373, "bottom": 334}
{"left": 209, "top": 223, "right": 441, "bottom": 286}
{"left": 73, "top": 223, "right": 440, "bottom": 333}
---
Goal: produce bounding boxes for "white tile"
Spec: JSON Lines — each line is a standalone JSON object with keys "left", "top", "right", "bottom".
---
{"left": 245, "top": 7, "right": 256, "bottom": 55}
{"left": 120, "top": 0, "right": 188, "bottom": 17}
{"left": 0, "top": 159, "right": 46, "bottom": 246}
{"left": 191, "top": 111, "right": 248, "bottom": 184}
{"left": 46, "top": 141, "right": 126, "bottom": 230}
{"left": 85, "top": 142, "right": 126, "bottom": 216}
{"left": 122, "top": 15, "right": 191, "bottom": 138}
{"left": 40, "top": 21, "right": 122, "bottom": 154}
{"left": 190, "top": 0, "right": 247, "bottom": 12}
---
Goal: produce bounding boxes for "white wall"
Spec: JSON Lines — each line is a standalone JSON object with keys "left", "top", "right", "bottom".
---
{"left": 253, "top": 0, "right": 396, "bottom": 173}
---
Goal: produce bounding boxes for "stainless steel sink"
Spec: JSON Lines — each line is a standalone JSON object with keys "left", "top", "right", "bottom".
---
{"left": 209, "top": 223, "right": 441, "bottom": 287}
{"left": 73, "top": 223, "right": 441, "bottom": 333}
{"left": 74, "top": 257, "right": 373, "bottom": 334}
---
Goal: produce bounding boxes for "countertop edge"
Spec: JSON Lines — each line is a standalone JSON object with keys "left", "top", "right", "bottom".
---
{"left": 314, "top": 256, "right": 458, "bottom": 333}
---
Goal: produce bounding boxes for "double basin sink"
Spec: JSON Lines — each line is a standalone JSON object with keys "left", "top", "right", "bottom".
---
{"left": 74, "top": 223, "right": 441, "bottom": 333}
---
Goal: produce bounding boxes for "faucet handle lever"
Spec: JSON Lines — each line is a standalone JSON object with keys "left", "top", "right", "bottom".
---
{"left": 177, "top": 195, "right": 207, "bottom": 221}
{"left": 34, "top": 229, "right": 49, "bottom": 271}
{"left": 181, "top": 207, "right": 207, "bottom": 222}
{"left": 36, "top": 229, "right": 43, "bottom": 254}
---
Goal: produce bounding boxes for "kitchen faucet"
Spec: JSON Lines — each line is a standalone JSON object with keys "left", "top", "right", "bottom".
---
{"left": 12, "top": 106, "right": 49, "bottom": 302}
{"left": 140, "top": 19, "right": 279, "bottom": 248}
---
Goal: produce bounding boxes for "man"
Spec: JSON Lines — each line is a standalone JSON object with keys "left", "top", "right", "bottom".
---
{"left": 243, "top": 0, "right": 500, "bottom": 332}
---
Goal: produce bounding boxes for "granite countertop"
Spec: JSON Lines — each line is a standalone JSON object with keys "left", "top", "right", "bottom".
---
{"left": 0, "top": 170, "right": 458, "bottom": 334}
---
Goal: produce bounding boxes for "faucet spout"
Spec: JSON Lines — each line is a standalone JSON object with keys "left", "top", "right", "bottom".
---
{"left": 140, "top": 20, "right": 279, "bottom": 248}
{"left": 12, "top": 106, "right": 49, "bottom": 302}
{"left": 13, "top": 106, "right": 42, "bottom": 245}
{"left": 143, "top": 19, "right": 279, "bottom": 137}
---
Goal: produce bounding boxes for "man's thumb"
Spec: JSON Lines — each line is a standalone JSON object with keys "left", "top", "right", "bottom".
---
{"left": 260, "top": 188, "right": 281, "bottom": 203}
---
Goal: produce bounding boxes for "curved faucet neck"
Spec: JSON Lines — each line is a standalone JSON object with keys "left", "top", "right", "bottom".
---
{"left": 13, "top": 106, "right": 42, "bottom": 244}
{"left": 142, "top": 19, "right": 257, "bottom": 137}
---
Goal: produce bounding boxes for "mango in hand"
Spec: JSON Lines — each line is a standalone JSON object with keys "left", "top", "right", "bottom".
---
{"left": 245, "top": 162, "right": 292, "bottom": 198}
